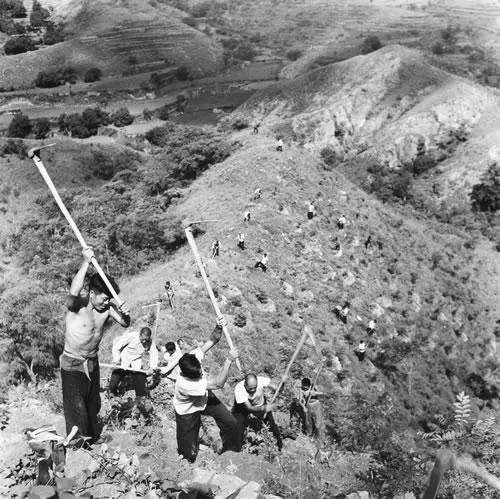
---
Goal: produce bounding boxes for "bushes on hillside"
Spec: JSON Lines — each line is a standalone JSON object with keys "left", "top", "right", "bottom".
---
{"left": 367, "top": 161, "right": 412, "bottom": 203}
{"left": 35, "top": 67, "right": 77, "bottom": 88}
{"left": 43, "top": 21, "right": 65, "bottom": 45}
{"left": 470, "top": 163, "right": 500, "bottom": 212}
{"left": 78, "top": 147, "right": 140, "bottom": 180}
{"left": 175, "top": 65, "right": 192, "bottom": 81}
{"left": 33, "top": 117, "right": 51, "bottom": 139}
{"left": 29, "top": 0, "right": 50, "bottom": 28}
{"left": 1, "top": 138, "right": 26, "bottom": 157}
{"left": 83, "top": 67, "right": 102, "bottom": 83}
{"left": 4, "top": 35, "right": 36, "bottom": 55}
{"left": 286, "top": 49, "right": 302, "bottom": 61}
{"left": 7, "top": 113, "right": 32, "bottom": 138}
{"left": 0, "top": 0, "right": 27, "bottom": 18}
{"left": 58, "top": 107, "right": 111, "bottom": 138}
{"left": 320, "top": 145, "right": 339, "bottom": 169}
{"left": 360, "top": 35, "right": 382, "bottom": 54}
{"left": 111, "top": 107, "right": 134, "bottom": 127}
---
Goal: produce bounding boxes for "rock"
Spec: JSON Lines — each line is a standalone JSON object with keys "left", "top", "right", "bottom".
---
{"left": 411, "top": 292, "right": 421, "bottom": 313}
{"left": 281, "top": 281, "right": 294, "bottom": 296}
{"left": 342, "top": 270, "right": 355, "bottom": 287}
{"left": 371, "top": 303, "right": 385, "bottom": 317}
{"left": 235, "top": 481, "right": 261, "bottom": 498}
{"left": 29, "top": 486, "right": 57, "bottom": 499}
{"left": 65, "top": 449, "right": 98, "bottom": 480}
{"left": 346, "top": 492, "right": 371, "bottom": 499}
{"left": 223, "top": 284, "right": 242, "bottom": 299}
{"left": 299, "top": 290, "right": 314, "bottom": 302}
{"left": 378, "top": 296, "right": 392, "bottom": 308}
{"left": 394, "top": 493, "right": 416, "bottom": 499}
{"left": 182, "top": 468, "right": 247, "bottom": 498}
{"left": 257, "top": 299, "right": 276, "bottom": 314}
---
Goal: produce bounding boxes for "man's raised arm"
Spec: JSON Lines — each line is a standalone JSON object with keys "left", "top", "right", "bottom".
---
{"left": 206, "top": 349, "right": 239, "bottom": 390}
{"left": 109, "top": 303, "right": 131, "bottom": 328}
{"left": 66, "top": 247, "right": 93, "bottom": 311}
{"left": 200, "top": 317, "right": 227, "bottom": 354}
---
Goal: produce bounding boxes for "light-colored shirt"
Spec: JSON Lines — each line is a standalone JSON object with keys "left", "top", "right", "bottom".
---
{"left": 294, "top": 380, "right": 321, "bottom": 406}
{"left": 161, "top": 343, "right": 183, "bottom": 380}
{"left": 261, "top": 255, "right": 268, "bottom": 265}
{"left": 173, "top": 348, "right": 207, "bottom": 415}
{"left": 234, "top": 376, "right": 270, "bottom": 408}
{"left": 112, "top": 331, "right": 159, "bottom": 370}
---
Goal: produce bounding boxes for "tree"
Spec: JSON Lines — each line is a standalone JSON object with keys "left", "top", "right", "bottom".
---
{"left": 0, "top": 283, "right": 63, "bottom": 382}
{"left": 175, "top": 65, "right": 191, "bottom": 81}
{"left": 470, "top": 163, "right": 500, "bottom": 212}
{"left": 35, "top": 69, "right": 62, "bottom": 88}
{"left": 7, "top": 113, "right": 32, "bottom": 138}
{"left": 43, "top": 22, "right": 64, "bottom": 45}
{"left": 4, "top": 35, "right": 36, "bottom": 55}
{"left": 33, "top": 117, "right": 51, "bottom": 139}
{"left": 83, "top": 67, "right": 102, "bottom": 83}
{"left": 29, "top": 0, "right": 50, "bottom": 27}
{"left": 111, "top": 107, "right": 134, "bottom": 127}
{"left": 360, "top": 35, "right": 382, "bottom": 54}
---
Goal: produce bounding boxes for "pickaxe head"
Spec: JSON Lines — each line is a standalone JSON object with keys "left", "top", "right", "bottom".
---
{"left": 183, "top": 219, "right": 220, "bottom": 229}
{"left": 28, "top": 143, "right": 56, "bottom": 159}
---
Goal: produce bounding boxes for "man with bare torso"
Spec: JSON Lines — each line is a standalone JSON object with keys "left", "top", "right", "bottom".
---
{"left": 61, "top": 247, "right": 130, "bottom": 443}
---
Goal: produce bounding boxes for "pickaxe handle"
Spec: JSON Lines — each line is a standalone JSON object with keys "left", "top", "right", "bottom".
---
{"left": 184, "top": 226, "right": 242, "bottom": 373}
{"left": 29, "top": 145, "right": 124, "bottom": 307}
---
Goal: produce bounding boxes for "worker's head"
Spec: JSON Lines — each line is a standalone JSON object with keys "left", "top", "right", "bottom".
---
{"left": 177, "top": 337, "right": 188, "bottom": 351}
{"left": 165, "top": 281, "right": 171, "bottom": 289}
{"left": 165, "top": 341, "right": 176, "bottom": 355}
{"left": 179, "top": 353, "right": 202, "bottom": 380}
{"left": 301, "top": 378, "right": 311, "bottom": 391}
{"left": 244, "top": 373, "right": 258, "bottom": 396}
{"left": 89, "top": 273, "right": 119, "bottom": 312}
{"left": 139, "top": 327, "right": 152, "bottom": 350}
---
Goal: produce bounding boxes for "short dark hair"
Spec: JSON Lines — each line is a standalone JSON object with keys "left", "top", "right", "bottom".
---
{"left": 179, "top": 353, "right": 202, "bottom": 380}
{"left": 140, "top": 327, "right": 152, "bottom": 337}
{"left": 89, "top": 273, "right": 119, "bottom": 296}
{"left": 165, "top": 341, "right": 176, "bottom": 353}
{"left": 301, "top": 377, "right": 311, "bottom": 388}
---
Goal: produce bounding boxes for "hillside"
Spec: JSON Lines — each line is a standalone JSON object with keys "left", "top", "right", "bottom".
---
{"left": 0, "top": 0, "right": 223, "bottom": 89}
{"left": 240, "top": 45, "right": 500, "bottom": 209}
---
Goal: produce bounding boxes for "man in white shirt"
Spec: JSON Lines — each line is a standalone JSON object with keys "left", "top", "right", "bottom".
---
{"left": 109, "top": 327, "right": 158, "bottom": 398}
{"left": 174, "top": 320, "right": 240, "bottom": 462}
{"left": 307, "top": 201, "right": 316, "bottom": 220}
{"left": 254, "top": 252, "right": 268, "bottom": 272}
{"left": 231, "top": 373, "right": 283, "bottom": 450}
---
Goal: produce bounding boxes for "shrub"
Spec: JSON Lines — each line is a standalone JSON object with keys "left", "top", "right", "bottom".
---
{"left": 233, "top": 43, "right": 257, "bottom": 61}
{"left": 183, "top": 16, "right": 197, "bottom": 28}
{"left": 1, "top": 138, "right": 27, "bottom": 157}
{"left": 79, "top": 147, "right": 139, "bottom": 180}
{"left": 156, "top": 104, "right": 170, "bottom": 121}
{"left": 286, "top": 49, "right": 302, "bottom": 61}
{"left": 111, "top": 107, "right": 134, "bottom": 127}
{"left": 83, "top": 67, "right": 102, "bottom": 83}
{"left": 58, "top": 107, "right": 110, "bottom": 138}
{"left": 470, "top": 163, "right": 500, "bottom": 212}
{"left": 4, "top": 35, "right": 36, "bottom": 55}
{"left": 7, "top": 113, "right": 32, "bottom": 138}
{"left": 29, "top": 0, "right": 50, "bottom": 27}
{"left": 410, "top": 155, "right": 437, "bottom": 176}
{"left": 432, "top": 42, "right": 444, "bottom": 55}
{"left": 320, "top": 145, "right": 339, "bottom": 168}
{"left": 35, "top": 67, "right": 77, "bottom": 88}
{"left": 175, "top": 65, "right": 191, "bottom": 81}
{"left": 33, "top": 117, "right": 51, "bottom": 139}
{"left": 368, "top": 162, "right": 412, "bottom": 203}
{"left": 360, "top": 35, "right": 382, "bottom": 54}
{"left": 43, "top": 22, "right": 64, "bottom": 45}
{"left": 190, "top": 0, "right": 211, "bottom": 17}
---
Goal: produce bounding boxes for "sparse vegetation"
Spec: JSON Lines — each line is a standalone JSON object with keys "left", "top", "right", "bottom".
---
{"left": 83, "top": 67, "right": 102, "bottom": 83}
{"left": 35, "top": 67, "right": 77, "bottom": 88}
{"left": 360, "top": 35, "right": 382, "bottom": 54}
{"left": 470, "top": 163, "right": 500, "bottom": 213}
{"left": 7, "top": 112, "right": 32, "bottom": 138}
{"left": 3, "top": 35, "right": 36, "bottom": 55}
{"left": 286, "top": 49, "right": 302, "bottom": 61}
{"left": 32, "top": 117, "right": 51, "bottom": 139}
{"left": 175, "top": 65, "right": 191, "bottom": 81}
{"left": 111, "top": 107, "right": 134, "bottom": 127}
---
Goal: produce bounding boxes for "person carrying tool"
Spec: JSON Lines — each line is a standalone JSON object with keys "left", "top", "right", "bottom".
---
{"left": 174, "top": 318, "right": 240, "bottom": 462}
{"left": 61, "top": 247, "right": 130, "bottom": 444}
{"left": 307, "top": 201, "right": 316, "bottom": 220}
{"left": 237, "top": 232, "right": 245, "bottom": 250}
{"left": 109, "top": 327, "right": 159, "bottom": 399}
{"left": 254, "top": 252, "right": 268, "bottom": 272}
{"left": 164, "top": 281, "right": 175, "bottom": 311}
{"left": 276, "top": 137, "right": 284, "bottom": 152}
{"left": 232, "top": 373, "right": 283, "bottom": 450}
{"left": 211, "top": 239, "right": 220, "bottom": 258}
{"left": 289, "top": 377, "right": 326, "bottom": 443}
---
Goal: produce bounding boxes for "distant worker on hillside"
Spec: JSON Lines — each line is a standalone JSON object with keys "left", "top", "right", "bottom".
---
{"left": 364, "top": 235, "right": 372, "bottom": 251}
{"left": 337, "top": 214, "right": 347, "bottom": 230}
{"left": 232, "top": 373, "right": 283, "bottom": 451}
{"left": 355, "top": 341, "right": 366, "bottom": 361}
{"left": 237, "top": 232, "right": 245, "bottom": 250}
{"left": 254, "top": 252, "right": 268, "bottom": 272}
{"left": 211, "top": 239, "right": 220, "bottom": 258}
{"left": 109, "top": 327, "right": 159, "bottom": 402}
{"left": 289, "top": 377, "right": 326, "bottom": 443}
{"left": 253, "top": 187, "right": 262, "bottom": 200}
{"left": 276, "top": 137, "right": 284, "bottom": 152}
{"left": 165, "top": 281, "right": 175, "bottom": 311}
{"left": 160, "top": 339, "right": 184, "bottom": 381}
{"left": 62, "top": 247, "right": 130, "bottom": 445}
{"left": 334, "top": 301, "right": 350, "bottom": 324}
{"left": 173, "top": 318, "right": 240, "bottom": 462}
{"left": 244, "top": 210, "right": 251, "bottom": 223}
{"left": 307, "top": 201, "right": 317, "bottom": 220}
{"left": 333, "top": 238, "right": 342, "bottom": 258}
{"left": 253, "top": 123, "right": 260, "bottom": 134}
{"left": 366, "top": 319, "right": 377, "bottom": 336}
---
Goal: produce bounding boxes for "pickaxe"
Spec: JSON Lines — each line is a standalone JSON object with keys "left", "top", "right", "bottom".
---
{"left": 142, "top": 301, "right": 162, "bottom": 340}
{"left": 28, "top": 144, "right": 125, "bottom": 308}
{"left": 184, "top": 219, "right": 242, "bottom": 373}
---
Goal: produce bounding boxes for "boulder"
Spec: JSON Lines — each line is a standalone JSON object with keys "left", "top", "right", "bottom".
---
{"left": 371, "top": 303, "right": 385, "bottom": 317}
{"left": 181, "top": 468, "right": 247, "bottom": 498}
{"left": 65, "top": 449, "right": 99, "bottom": 480}
{"left": 281, "top": 281, "right": 294, "bottom": 296}
{"left": 235, "top": 481, "right": 261, "bottom": 498}
{"left": 257, "top": 299, "right": 276, "bottom": 314}
{"left": 346, "top": 492, "right": 371, "bottom": 499}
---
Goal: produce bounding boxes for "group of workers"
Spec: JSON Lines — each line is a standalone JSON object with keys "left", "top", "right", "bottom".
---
{"left": 61, "top": 247, "right": 326, "bottom": 462}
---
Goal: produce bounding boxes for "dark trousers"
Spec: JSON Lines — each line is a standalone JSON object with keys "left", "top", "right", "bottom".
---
{"left": 61, "top": 365, "right": 101, "bottom": 443}
{"left": 255, "top": 262, "right": 267, "bottom": 272}
{"left": 307, "top": 211, "right": 314, "bottom": 219}
{"left": 232, "top": 405, "right": 283, "bottom": 450}
{"left": 108, "top": 369, "right": 148, "bottom": 397}
{"left": 176, "top": 392, "right": 239, "bottom": 463}
{"left": 238, "top": 241, "right": 245, "bottom": 250}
